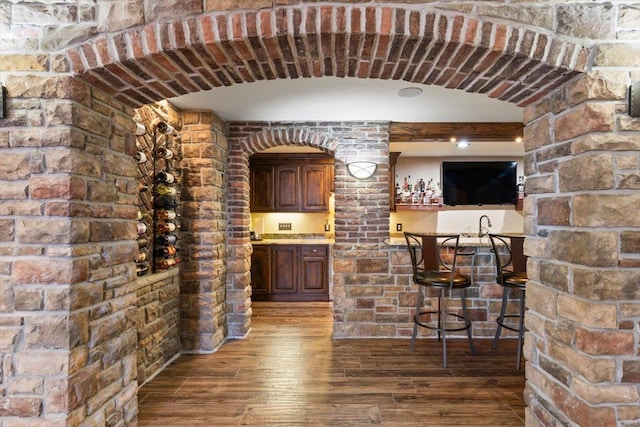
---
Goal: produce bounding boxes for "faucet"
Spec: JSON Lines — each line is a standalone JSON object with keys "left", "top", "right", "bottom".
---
{"left": 479, "top": 215, "right": 492, "bottom": 237}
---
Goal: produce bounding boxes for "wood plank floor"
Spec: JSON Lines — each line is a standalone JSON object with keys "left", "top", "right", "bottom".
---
{"left": 138, "top": 302, "right": 525, "bottom": 426}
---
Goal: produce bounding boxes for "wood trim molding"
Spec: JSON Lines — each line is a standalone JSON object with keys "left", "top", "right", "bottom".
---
{"left": 390, "top": 122, "right": 524, "bottom": 142}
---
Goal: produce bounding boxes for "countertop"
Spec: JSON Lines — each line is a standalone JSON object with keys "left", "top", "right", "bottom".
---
{"left": 251, "top": 238, "right": 334, "bottom": 245}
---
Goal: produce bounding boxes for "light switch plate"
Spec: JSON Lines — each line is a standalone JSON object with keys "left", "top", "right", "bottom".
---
{"left": 278, "top": 223, "right": 292, "bottom": 231}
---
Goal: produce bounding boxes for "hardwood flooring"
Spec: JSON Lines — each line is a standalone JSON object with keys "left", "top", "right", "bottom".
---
{"left": 138, "top": 302, "right": 525, "bottom": 426}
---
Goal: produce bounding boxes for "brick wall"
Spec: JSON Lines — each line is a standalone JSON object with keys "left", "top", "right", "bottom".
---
{"left": 227, "top": 121, "right": 390, "bottom": 337}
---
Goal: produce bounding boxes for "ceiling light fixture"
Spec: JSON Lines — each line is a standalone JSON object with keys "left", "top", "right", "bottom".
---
{"left": 397, "top": 87, "right": 423, "bottom": 98}
{"left": 515, "top": 136, "right": 523, "bottom": 143}
{"left": 347, "top": 162, "right": 378, "bottom": 180}
{"left": 456, "top": 141, "right": 470, "bottom": 149}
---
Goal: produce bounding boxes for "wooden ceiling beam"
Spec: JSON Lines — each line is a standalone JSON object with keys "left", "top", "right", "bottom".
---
{"left": 390, "top": 122, "right": 524, "bottom": 142}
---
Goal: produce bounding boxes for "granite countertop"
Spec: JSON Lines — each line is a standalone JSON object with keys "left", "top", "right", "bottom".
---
{"left": 251, "top": 238, "right": 334, "bottom": 245}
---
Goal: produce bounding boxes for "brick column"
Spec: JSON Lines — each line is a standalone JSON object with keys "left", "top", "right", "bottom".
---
{"left": 179, "top": 110, "right": 228, "bottom": 352}
{"left": 523, "top": 71, "right": 640, "bottom": 426}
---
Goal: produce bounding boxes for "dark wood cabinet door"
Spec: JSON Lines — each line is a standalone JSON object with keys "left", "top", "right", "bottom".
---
{"left": 250, "top": 245, "right": 271, "bottom": 299}
{"left": 300, "top": 245, "right": 328, "bottom": 295}
{"left": 271, "top": 245, "right": 298, "bottom": 294}
{"left": 250, "top": 165, "right": 274, "bottom": 211}
{"left": 301, "top": 165, "right": 329, "bottom": 211}
{"left": 274, "top": 166, "right": 299, "bottom": 211}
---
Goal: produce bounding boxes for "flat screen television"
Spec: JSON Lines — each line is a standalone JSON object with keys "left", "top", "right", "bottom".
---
{"left": 442, "top": 161, "right": 517, "bottom": 206}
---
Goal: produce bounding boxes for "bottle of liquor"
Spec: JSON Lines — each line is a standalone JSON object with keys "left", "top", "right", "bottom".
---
{"left": 155, "top": 184, "right": 177, "bottom": 196}
{"left": 156, "top": 147, "right": 174, "bottom": 159}
{"left": 156, "top": 222, "right": 177, "bottom": 233}
{"left": 155, "top": 171, "right": 175, "bottom": 184}
{"left": 156, "top": 209, "right": 177, "bottom": 220}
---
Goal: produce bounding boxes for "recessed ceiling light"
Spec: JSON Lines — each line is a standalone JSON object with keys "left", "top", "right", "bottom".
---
{"left": 515, "top": 136, "right": 523, "bottom": 143}
{"left": 397, "top": 87, "right": 423, "bottom": 98}
{"left": 456, "top": 141, "right": 470, "bottom": 149}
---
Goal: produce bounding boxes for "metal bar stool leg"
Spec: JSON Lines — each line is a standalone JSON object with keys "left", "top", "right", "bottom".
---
{"left": 410, "top": 286, "right": 424, "bottom": 351}
{"left": 492, "top": 287, "right": 509, "bottom": 350}
{"left": 516, "top": 289, "right": 525, "bottom": 370}
{"left": 460, "top": 291, "right": 476, "bottom": 356}
{"left": 441, "top": 288, "right": 447, "bottom": 368}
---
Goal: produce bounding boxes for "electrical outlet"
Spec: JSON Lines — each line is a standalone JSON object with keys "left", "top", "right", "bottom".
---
{"left": 278, "top": 222, "right": 292, "bottom": 231}
{"left": 396, "top": 223, "right": 403, "bottom": 232}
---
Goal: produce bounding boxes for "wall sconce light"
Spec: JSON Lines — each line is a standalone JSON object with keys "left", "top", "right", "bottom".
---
{"left": 347, "top": 161, "right": 377, "bottom": 180}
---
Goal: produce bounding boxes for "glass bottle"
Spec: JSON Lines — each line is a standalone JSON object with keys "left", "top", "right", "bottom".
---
{"left": 155, "top": 171, "right": 175, "bottom": 184}
{"left": 156, "top": 233, "right": 178, "bottom": 245}
{"left": 155, "top": 184, "right": 177, "bottom": 196}
{"left": 155, "top": 245, "right": 178, "bottom": 257}
{"left": 156, "top": 147, "right": 174, "bottom": 159}
{"left": 137, "top": 222, "right": 147, "bottom": 235}
{"left": 156, "top": 258, "right": 178, "bottom": 270}
{"left": 134, "top": 151, "right": 147, "bottom": 163}
{"left": 156, "top": 222, "right": 177, "bottom": 233}
{"left": 154, "top": 196, "right": 177, "bottom": 209}
{"left": 156, "top": 209, "right": 177, "bottom": 220}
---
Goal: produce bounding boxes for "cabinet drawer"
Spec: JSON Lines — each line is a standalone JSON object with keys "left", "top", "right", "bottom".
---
{"left": 301, "top": 245, "right": 328, "bottom": 257}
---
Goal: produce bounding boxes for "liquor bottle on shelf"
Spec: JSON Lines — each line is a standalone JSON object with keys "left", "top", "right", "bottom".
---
{"left": 156, "top": 147, "right": 174, "bottom": 159}
{"left": 154, "top": 196, "right": 178, "bottom": 209}
{"left": 156, "top": 233, "right": 178, "bottom": 245}
{"left": 155, "top": 171, "right": 175, "bottom": 184}
{"left": 155, "top": 184, "right": 177, "bottom": 196}
{"left": 155, "top": 245, "right": 178, "bottom": 257}
{"left": 155, "top": 209, "right": 177, "bottom": 220}
{"left": 156, "top": 221, "right": 177, "bottom": 233}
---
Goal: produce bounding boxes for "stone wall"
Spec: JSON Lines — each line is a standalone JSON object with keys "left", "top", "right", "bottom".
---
{"left": 180, "top": 110, "right": 228, "bottom": 351}
{"left": 522, "top": 71, "right": 640, "bottom": 427}
{"left": 136, "top": 269, "right": 181, "bottom": 385}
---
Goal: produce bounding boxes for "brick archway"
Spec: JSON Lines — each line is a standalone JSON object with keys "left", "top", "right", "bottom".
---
{"left": 67, "top": 5, "right": 590, "bottom": 109}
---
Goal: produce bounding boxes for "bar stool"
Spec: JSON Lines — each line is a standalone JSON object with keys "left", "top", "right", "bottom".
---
{"left": 488, "top": 233, "right": 528, "bottom": 369}
{"left": 404, "top": 232, "right": 476, "bottom": 367}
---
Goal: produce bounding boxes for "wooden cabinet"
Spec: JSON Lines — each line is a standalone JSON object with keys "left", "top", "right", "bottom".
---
{"left": 389, "top": 152, "right": 400, "bottom": 211}
{"left": 250, "top": 245, "right": 271, "bottom": 297}
{"left": 250, "top": 154, "right": 333, "bottom": 212}
{"left": 250, "top": 244, "right": 329, "bottom": 301}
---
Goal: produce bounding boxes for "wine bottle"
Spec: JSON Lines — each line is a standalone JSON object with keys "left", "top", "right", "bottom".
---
{"left": 137, "top": 237, "right": 149, "bottom": 248}
{"left": 139, "top": 183, "right": 150, "bottom": 192}
{"left": 137, "top": 222, "right": 147, "bottom": 234}
{"left": 156, "top": 233, "right": 178, "bottom": 245}
{"left": 156, "top": 209, "right": 177, "bottom": 220}
{"left": 155, "top": 184, "right": 177, "bottom": 196}
{"left": 135, "top": 122, "right": 146, "bottom": 136}
{"left": 156, "top": 258, "right": 179, "bottom": 270}
{"left": 154, "top": 196, "right": 177, "bottom": 209}
{"left": 156, "top": 222, "right": 177, "bottom": 233}
{"left": 136, "top": 263, "right": 149, "bottom": 276}
{"left": 156, "top": 147, "right": 174, "bottom": 159}
{"left": 156, "top": 122, "right": 175, "bottom": 135}
{"left": 134, "top": 151, "right": 147, "bottom": 163}
{"left": 155, "top": 245, "right": 178, "bottom": 257}
{"left": 135, "top": 251, "right": 147, "bottom": 263}
{"left": 155, "top": 171, "right": 175, "bottom": 184}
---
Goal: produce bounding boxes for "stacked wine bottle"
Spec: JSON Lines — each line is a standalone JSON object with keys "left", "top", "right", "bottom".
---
{"left": 135, "top": 121, "right": 152, "bottom": 277}
{"left": 154, "top": 168, "right": 180, "bottom": 270}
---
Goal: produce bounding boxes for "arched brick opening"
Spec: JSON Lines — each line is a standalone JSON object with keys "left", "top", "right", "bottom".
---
{"left": 10, "top": 2, "right": 632, "bottom": 426}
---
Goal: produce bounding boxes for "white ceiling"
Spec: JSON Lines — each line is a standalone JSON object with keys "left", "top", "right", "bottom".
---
{"left": 169, "top": 77, "right": 525, "bottom": 157}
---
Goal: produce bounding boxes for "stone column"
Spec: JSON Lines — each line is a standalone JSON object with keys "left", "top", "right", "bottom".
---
{"left": 523, "top": 71, "right": 640, "bottom": 426}
{"left": 1, "top": 75, "right": 139, "bottom": 424}
{"left": 179, "top": 110, "right": 228, "bottom": 352}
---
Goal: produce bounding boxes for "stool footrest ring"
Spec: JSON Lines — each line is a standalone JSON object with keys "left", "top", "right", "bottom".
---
{"left": 414, "top": 310, "right": 472, "bottom": 333}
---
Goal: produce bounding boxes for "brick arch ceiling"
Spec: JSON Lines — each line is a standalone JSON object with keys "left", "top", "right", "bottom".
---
{"left": 67, "top": 5, "right": 593, "bottom": 109}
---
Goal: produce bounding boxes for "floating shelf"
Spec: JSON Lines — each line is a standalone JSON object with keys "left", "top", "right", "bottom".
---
{"left": 395, "top": 204, "right": 446, "bottom": 211}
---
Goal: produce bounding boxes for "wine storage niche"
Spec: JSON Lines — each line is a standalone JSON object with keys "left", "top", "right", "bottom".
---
{"left": 134, "top": 119, "right": 182, "bottom": 276}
